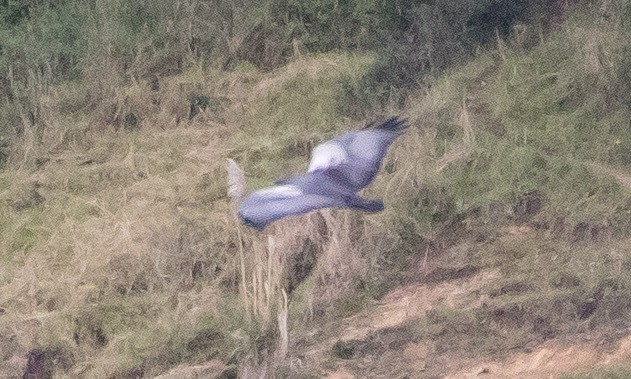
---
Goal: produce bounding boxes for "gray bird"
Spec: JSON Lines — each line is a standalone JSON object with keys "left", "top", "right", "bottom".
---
{"left": 233, "top": 117, "right": 407, "bottom": 231}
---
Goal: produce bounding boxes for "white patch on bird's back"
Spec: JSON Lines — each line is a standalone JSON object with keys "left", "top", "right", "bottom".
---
{"left": 308, "top": 141, "right": 347, "bottom": 172}
{"left": 256, "top": 185, "right": 303, "bottom": 198}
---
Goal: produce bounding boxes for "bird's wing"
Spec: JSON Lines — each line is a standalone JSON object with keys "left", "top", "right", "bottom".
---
{"left": 346, "top": 117, "right": 407, "bottom": 162}
{"left": 237, "top": 173, "right": 385, "bottom": 230}
{"left": 306, "top": 117, "right": 408, "bottom": 191}
{"left": 238, "top": 185, "right": 346, "bottom": 230}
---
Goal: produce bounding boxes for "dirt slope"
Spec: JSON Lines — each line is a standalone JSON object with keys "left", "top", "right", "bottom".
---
{"left": 295, "top": 255, "right": 631, "bottom": 379}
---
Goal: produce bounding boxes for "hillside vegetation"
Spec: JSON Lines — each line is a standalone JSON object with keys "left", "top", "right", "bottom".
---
{"left": 1, "top": 0, "right": 631, "bottom": 378}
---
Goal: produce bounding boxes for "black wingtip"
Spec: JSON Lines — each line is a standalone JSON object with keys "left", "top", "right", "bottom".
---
{"left": 241, "top": 215, "right": 267, "bottom": 232}
{"left": 366, "top": 116, "right": 408, "bottom": 133}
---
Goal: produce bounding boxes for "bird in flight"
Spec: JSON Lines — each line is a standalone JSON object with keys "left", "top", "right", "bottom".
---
{"left": 229, "top": 117, "right": 407, "bottom": 231}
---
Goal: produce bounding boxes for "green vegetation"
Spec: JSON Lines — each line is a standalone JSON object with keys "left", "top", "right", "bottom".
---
{"left": 1, "top": 0, "right": 631, "bottom": 377}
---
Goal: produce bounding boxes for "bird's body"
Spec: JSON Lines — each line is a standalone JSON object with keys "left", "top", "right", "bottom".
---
{"left": 235, "top": 117, "right": 407, "bottom": 231}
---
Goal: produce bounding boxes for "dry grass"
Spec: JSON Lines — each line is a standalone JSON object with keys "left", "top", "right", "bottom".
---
{"left": 3, "top": 2, "right": 631, "bottom": 376}
{"left": 0, "top": 52, "right": 402, "bottom": 377}
{"left": 0, "top": 124, "right": 237, "bottom": 376}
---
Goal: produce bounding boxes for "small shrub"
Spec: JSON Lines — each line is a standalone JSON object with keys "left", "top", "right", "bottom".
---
{"left": 332, "top": 340, "right": 356, "bottom": 359}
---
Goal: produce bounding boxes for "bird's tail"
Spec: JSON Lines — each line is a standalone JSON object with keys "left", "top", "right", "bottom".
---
{"left": 344, "top": 195, "right": 384, "bottom": 213}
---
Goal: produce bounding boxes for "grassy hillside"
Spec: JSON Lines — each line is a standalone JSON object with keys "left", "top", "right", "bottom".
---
{"left": 1, "top": 0, "right": 631, "bottom": 378}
